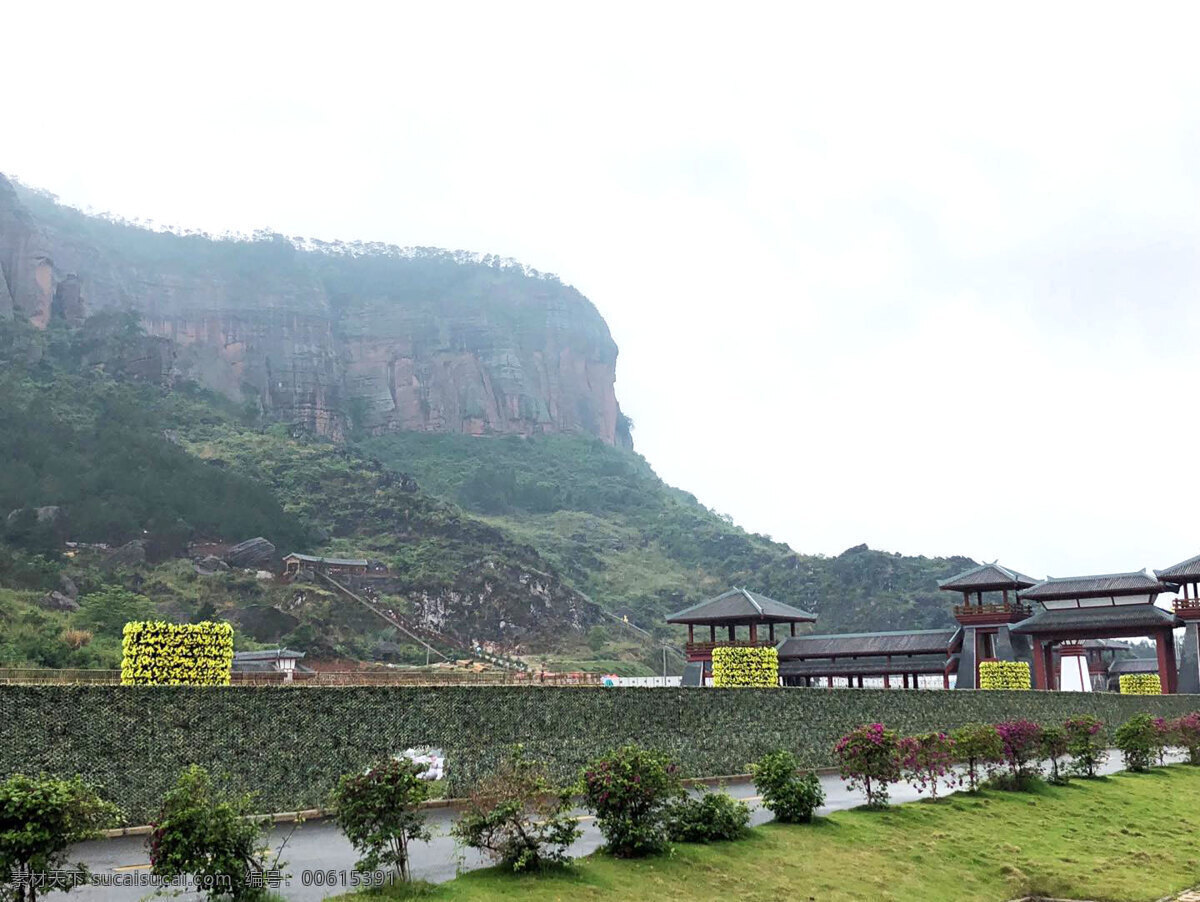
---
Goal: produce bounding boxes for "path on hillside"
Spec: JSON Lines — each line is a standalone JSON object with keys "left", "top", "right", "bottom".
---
{"left": 65, "top": 751, "right": 1156, "bottom": 902}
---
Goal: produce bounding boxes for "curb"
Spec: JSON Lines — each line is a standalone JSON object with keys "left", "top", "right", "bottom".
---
{"left": 99, "top": 769, "right": 832, "bottom": 838}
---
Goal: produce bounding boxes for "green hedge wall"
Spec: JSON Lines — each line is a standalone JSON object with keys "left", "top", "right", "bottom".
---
{"left": 4, "top": 685, "right": 1198, "bottom": 825}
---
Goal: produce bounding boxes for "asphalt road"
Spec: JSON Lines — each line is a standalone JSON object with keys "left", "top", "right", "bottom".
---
{"left": 66, "top": 751, "right": 1148, "bottom": 902}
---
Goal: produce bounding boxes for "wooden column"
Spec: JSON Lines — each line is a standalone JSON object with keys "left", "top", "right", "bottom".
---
{"left": 902, "top": 673, "right": 909, "bottom": 689}
{"left": 942, "top": 671, "right": 950, "bottom": 689}
{"left": 688, "top": 624, "right": 694, "bottom": 644}
{"left": 827, "top": 676, "right": 833, "bottom": 688}
{"left": 749, "top": 622, "right": 758, "bottom": 644}
{"left": 791, "top": 622, "right": 797, "bottom": 637}
{"left": 911, "top": 672, "right": 919, "bottom": 689}
{"left": 728, "top": 624, "right": 735, "bottom": 641}
{"left": 857, "top": 675, "right": 864, "bottom": 688}
{"left": 1157, "top": 629, "right": 1179, "bottom": 694}
{"left": 883, "top": 673, "right": 890, "bottom": 688}
{"left": 1031, "top": 638, "right": 1047, "bottom": 690}
{"left": 769, "top": 623, "right": 776, "bottom": 642}
{"left": 710, "top": 625, "right": 716, "bottom": 642}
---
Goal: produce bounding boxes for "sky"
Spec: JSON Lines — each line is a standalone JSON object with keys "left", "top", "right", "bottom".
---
{"left": 4, "top": 1, "right": 1200, "bottom": 578}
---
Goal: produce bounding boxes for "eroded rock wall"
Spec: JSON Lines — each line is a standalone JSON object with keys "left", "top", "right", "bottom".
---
{"left": 0, "top": 174, "right": 624, "bottom": 445}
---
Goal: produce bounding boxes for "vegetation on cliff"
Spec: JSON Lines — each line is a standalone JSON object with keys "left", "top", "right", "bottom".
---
{"left": 0, "top": 294, "right": 972, "bottom": 673}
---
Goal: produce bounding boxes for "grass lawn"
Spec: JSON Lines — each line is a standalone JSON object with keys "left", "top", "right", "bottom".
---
{"left": 335, "top": 766, "right": 1200, "bottom": 902}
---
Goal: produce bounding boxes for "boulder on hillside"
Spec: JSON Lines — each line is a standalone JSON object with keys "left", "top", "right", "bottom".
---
{"left": 38, "top": 590, "right": 79, "bottom": 612}
{"left": 102, "top": 539, "right": 147, "bottom": 570}
{"left": 58, "top": 573, "right": 78, "bottom": 599}
{"left": 193, "top": 555, "right": 230, "bottom": 576}
{"left": 223, "top": 537, "right": 276, "bottom": 569}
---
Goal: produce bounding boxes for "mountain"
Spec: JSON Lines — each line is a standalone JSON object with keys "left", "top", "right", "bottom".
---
{"left": 0, "top": 175, "right": 629, "bottom": 447}
{"left": 0, "top": 174, "right": 975, "bottom": 674}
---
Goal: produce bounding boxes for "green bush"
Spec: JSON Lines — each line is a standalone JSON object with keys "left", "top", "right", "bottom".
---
{"left": 0, "top": 773, "right": 121, "bottom": 902}
{"left": 580, "top": 745, "right": 683, "bottom": 858}
{"left": 711, "top": 646, "right": 778, "bottom": 688}
{"left": 1039, "top": 725, "right": 1070, "bottom": 785}
{"left": 750, "top": 750, "right": 825, "bottom": 823}
{"left": 451, "top": 746, "right": 580, "bottom": 871}
{"left": 664, "top": 789, "right": 750, "bottom": 843}
{"left": 1065, "top": 715, "right": 1107, "bottom": 778}
{"left": 951, "top": 723, "right": 1002, "bottom": 791}
{"left": 149, "top": 765, "right": 275, "bottom": 901}
{"left": 1114, "top": 714, "right": 1157, "bottom": 773}
{"left": 120, "top": 620, "right": 233, "bottom": 685}
{"left": 1119, "top": 673, "right": 1162, "bottom": 695}
{"left": 330, "top": 757, "right": 431, "bottom": 883}
{"left": 979, "top": 660, "right": 1031, "bottom": 690}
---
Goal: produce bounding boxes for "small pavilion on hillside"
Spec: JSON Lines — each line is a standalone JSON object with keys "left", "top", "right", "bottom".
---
{"left": 666, "top": 588, "right": 816, "bottom": 684}
{"left": 1156, "top": 553, "right": 1200, "bottom": 693}
{"left": 1012, "top": 570, "right": 1182, "bottom": 692}
{"left": 938, "top": 561, "right": 1037, "bottom": 690}
{"left": 776, "top": 628, "right": 961, "bottom": 688}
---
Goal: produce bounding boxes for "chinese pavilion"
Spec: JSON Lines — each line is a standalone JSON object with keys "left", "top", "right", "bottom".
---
{"left": 666, "top": 587, "right": 816, "bottom": 685}
{"left": 1012, "top": 570, "right": 1182, "bottom": 692}
{"left": 1156, "top": 553, "right": 1200, "bottom": 693}
{"left": 937, "top": 561, "right": 1038, "bottom": 689}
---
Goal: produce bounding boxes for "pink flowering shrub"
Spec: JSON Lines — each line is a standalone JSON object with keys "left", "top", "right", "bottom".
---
{"left": 994, "top": 719, "right": 1043, "bottom": 787}
{"left": 898, "top": 732, "right": 957, "bottom": 801}
{"left": 835, "top": 723, "right": 902, "bottom": 809}
{"left": 1064, "top": 715, "right": 1107, "bottom": 778}
{"left": 580, "top": 745, "right": 683, "bottom": 857}
{"left": 1152, "top": 717, "right": 1173, "bottom": 766}
{"left": 1173, "top": 713, "right": 1200, "bottom": 765}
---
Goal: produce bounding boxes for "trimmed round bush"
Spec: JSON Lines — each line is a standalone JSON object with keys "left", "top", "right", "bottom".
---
{"left": 750, "top": 750, "right": 825, "bottom": 823}
{"left": 665, "top": 789, "right": 750, "bottom": 843}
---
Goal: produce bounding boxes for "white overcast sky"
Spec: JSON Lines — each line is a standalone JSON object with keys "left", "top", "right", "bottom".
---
{"left": 4, "top": 1, "right": 1200, "bottom": 579}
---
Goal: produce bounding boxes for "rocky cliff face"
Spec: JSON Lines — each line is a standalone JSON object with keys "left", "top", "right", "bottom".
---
{"left": 0, "top": 174, "right": 627, "bottom": 446}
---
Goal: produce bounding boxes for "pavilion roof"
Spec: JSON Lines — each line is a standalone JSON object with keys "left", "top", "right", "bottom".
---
{"left": 938, "top": 561, "right": 1039, "bottom": 592}
{"left": 1019, "top": 570, "right": 1171, "bottom": 601}
{"left": 1011, "top": 603, "right": 1182, "bottom": 636}
{"left": 666, "top": 588, "right": 816, "bottom": 625}
{"left": 779, "top": 653, "right": 950, "bottom": 677}
{"left": 1156, "top": 552, "right": 1200, "bottom": 583}
{"left": 776, "top": 628, "right": 957, "bottom": 660}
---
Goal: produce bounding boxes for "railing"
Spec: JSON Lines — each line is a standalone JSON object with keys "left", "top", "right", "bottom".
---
{"left": 685, "top": 639, "right": 778, "bottom": 656}
{"left": 953, "top": 602, "right": 1031, "bottom": 617}
{"left": 1175, "top": 597, "right": 1200, "bottom": 613}
{"left": 0, "top": 668, "right": 604, "bottom": 687}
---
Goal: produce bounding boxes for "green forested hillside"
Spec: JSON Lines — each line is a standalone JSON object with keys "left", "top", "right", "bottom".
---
{"left": 357, "top": 432, "right": 971, "bottom": 632}
{"left": 0, "top": 315, "right": 974, "bottom": 672}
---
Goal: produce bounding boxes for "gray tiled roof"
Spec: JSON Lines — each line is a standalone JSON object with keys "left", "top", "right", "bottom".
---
{"left": 666, "top": 588, "right": 816, "bottom": 625}
{"left": 779, "top": 653, "right": 950, "bottom": 677}
{"left": 233, "top": 648, "right": 306, "bottom": 661}
{"left": 1011, "top": 604, "right": 1182, "bottom": 635}
{"left": 1019, "top": 570, "right": 1170, "bottom": 601}
{"left": 938, "top": 562, "right": 1039, "bottom": 591}
{"left": 777, "top": 628, "right": 956, "bottom": 659}
{"left": 284, "top": 553, "right": 368, "bottom": 567}
{"left": 1156, "top": 552, "right": 1200, "bottom": 582}
{"left": 1107, "top": 658, "right": 1161, "bottom": 675}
